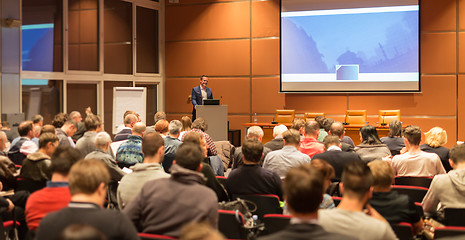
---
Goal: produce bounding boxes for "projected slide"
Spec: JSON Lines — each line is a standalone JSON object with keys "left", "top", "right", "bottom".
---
{"left": 281, "top": 2, "right": 419, "bottom": 92}
{"left": 22, "top": 24, "right": 55, "bottom": 72}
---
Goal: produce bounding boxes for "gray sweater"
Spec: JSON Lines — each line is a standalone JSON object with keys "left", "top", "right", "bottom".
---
{"left": 354, "top": 143, "right": 391, "bottom": 163}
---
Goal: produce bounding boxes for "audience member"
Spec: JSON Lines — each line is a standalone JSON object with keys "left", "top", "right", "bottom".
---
{"left": 264, "top": 124, "right": 287, "bottom": 151}
{"left": 57, "top": 120, "right": 78, "bottom": 147}
{"left": 123, "top": 143, "right": 218, "bottom": 237}
{"left": 181, "top": 117, "right": 217, "bottom": 156}
{"left": 85, "top": 132, "right": 124, "bottom": 207}
{"left": 60, "top": 224, "right": 107, "bottom": 240}
{"left": 2, "top": 121, "right": 19, "bottom": 143}
{"left": 36, "top": 159, "right": 139, "bottom": 240}
{"left": 25, "top": 146, "right": 81, "bottom": 231}
{"left": 312, "top": 135, "right": 362, "bottom": 181}
{"left": 263, "top": 129, "right": 310, "bottom": 179}
{"left": 392, "top": 125, "right": 446, "bottom": 176}
{"left": 318, "top": 161, "right": 397, "bottom": 240}
{"left": 146, "top": 111, "right": 167, "bottom": 133}
{"left": 40, "top": 124, "right": 56, "bottom": 135}
{"left": 290, "top": 118, "right": 306, "bottom": 136}
{"left": 309, "top": 159, "right": 335, "bottom": 209}
{"left": 227, "top": 139, "right": 283, "bottom": 200}
{"left": 180, "top": 222, "right": 225, "bottom": 240}
{"left": 32, "top": 114, "right": 44, "bottom": 128}
{"left": 0, "top": 156, "right": 17, "bottom": 190}
{"left": 117, "top": 132, "right": 169, "bottom": 209}
{"left": 354, "top": 125, "right": 391, "bottom": 163}
{"left": 422, "top": 144, "right": 465, "bottom": 221}
{"left": 51, "top": 113, "right": 68, "bottom": 129}
{"left": 231, "top": 126, "right": 271, "bottom": 169}
{"left": 299, "top": 121, "right": 324, "bottom": 158}
{"left": 76, "top": 114, "right": 103, "bottom": 158}
{"left": 420, "top": 127, "right": 451, "bottom": 172}
{"left": 380, "top": 120, "right": 405, "bottom": 156}
{"left": 154, "top": 119, "right": 169, "bottom": 137}
{"left": 315, "top": 116, "right": 328, "bottom": 142}
{"left": 31, "top": 125, "right": 41, "bottom": 147}
{"left": 0, "top": 131, "right": 8, "bottom": 156}
{"left": 116, "top": 122, "right": 146, "bottom": 167}
{"left": 368, "top": 160, "right": 423, "bottom": 234}
{"left": 114, "top": 114, "right": 138, "bottom": 142}
{"left": 178, "top": 116, "right": 192, "bottom": 140}
{"left": 163, "top": 120, "right": 183, "bottom": 172}
{"left": 258, "top": 165, "right": 355, "bottom": 240}
{"left": 69, "top": 110, "right": 86, "bottom": 141}
{"left": 319, "top": 118, "right": 334, "bottom": 142}
{"left": 329, "top": 122, "right": 354, "bottom": 152}
{"left": 8, "top": 121, "right": 38, "bottom": 165}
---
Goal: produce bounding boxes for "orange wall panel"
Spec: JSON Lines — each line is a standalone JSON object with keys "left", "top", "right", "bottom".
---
{"left": 401, "top": 117, "right": 457, "bottom": 148}
{"left": 459, "top": 32, "right": 465, "bottom": 72}
{"left": 251, "top": 77, "right": 284, "bottom": 114}
{"left": 166, "top": 40, "right": 250, "bottom": 76}
{"left": 421, "top": 0, "right": 456, "bottom": 32}
{"left": 421, "top": 33, "right": 456, "bottom": 74}
{"left": 167, "top": 0, "right": 242, "bottom": 5}
{"left": 166, "top": 2, "right": 250, "bottom": 41}
{"left": 165, "top": 78, "right": 203, "bottom": 114}
{"left": 252, "top": 0, "right": 279, "bottom": 38}
{"left": 252, "top": 38, "right": 279, "bottom": 76}
{"left": 460, "top": 0, "right": 465, "bottom": 30}
{"left": 285, "top": 94, "right": 348, "bottom": 114}
{"left": 458, "top": 75, "right": 465, "bottom": 140}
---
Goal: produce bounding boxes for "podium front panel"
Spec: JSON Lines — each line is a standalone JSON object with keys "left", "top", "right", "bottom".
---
{"left": 197, "top": 105, "right": 228, "bottom": 141}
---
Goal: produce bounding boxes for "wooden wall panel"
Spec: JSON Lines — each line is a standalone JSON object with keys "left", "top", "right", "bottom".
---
{"left": 285, "top": 94, "right": 348, "bottom": 114}
{"left": 251, "top": 0, "right": 279, "bottom": 38}
{"left": 167, "top": 0, "right": 242, "bottom": 5}
{"left": 252, "top": 39, "right": 279, "bottom": 76}
{"left": 166, "top": 2, "right": 250, "bottom": 41}
{"left": 421, "top": 0, "right": 456, "bottom": 32}
{"left": 165, "top": 78, "right": 203, "bottom": 114}
{"left": 401, "top": 118, "right": 457, "bottom": 148}
{"left": 252, "top": 77, "right": 284, "bottom": 114}
{"left": 459, "top": 32, "right": 465, "bottom": 73}
{"left": 460, "top": 0, "right": 465, "bottom": 30}
{"left": 458, "top": 75, "right": 465, "bottom": 141}
{"left": 421, "top": 33, "right": 456, "bottom": 74}
{"left": 165, "top": 40, "right": 250, "bottom": 76}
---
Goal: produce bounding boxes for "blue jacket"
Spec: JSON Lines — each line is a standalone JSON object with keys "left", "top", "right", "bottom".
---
{"left": 191, "top": 85, "right": 213, "bottom": 107}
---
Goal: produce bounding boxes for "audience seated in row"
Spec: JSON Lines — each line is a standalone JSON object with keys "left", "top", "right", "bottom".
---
{"left": 299, "top": 121, "right": 325, "bottom": 158}
{"left": 329, "top": 121, "right": 354, "bottom": 152}
{"left": 114, "top": 113, "right": 138, "bottom": 142}
{"left": 231, "top": 126, "right": 271, "bottom": 169}
{"left": 354, "top": 125, "right": 391, "bottom": 163}
{"left": 146, "top": 111, "right": 167, "bottom": 134}
{"left": 263, "top": 124, "right": 287, "bottom": 151}
{"left": 309, "top": 159, "right": 336, "bottom": 209}
{"left": 380, "top": 120, "right": 405, "bottom": 156}
{"left": 163, "top": 120, "right": 183, "bottom": 172}
{"left": 8, "top": 121, "right": 38, "bottom": 165}
{"left": 116, "top": 122, "right": 146, "bottom": 167}
{"left": 420, "top": 127, "right": 451, "bottom": 172}
{"left": 75, "top": 114, "right": 103, "bottom": 158}
{"left": 181, "top": 117, "right": 217, "bottom": 156}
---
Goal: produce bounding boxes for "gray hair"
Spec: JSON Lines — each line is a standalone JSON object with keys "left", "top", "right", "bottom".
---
{"left": 247, "top": 126, "right": 264, "bottom": 139}
{"left": 69, "top": 111, "right": 81, "bottom": 120}
{"left": 169, "top": 120, "right": 182, "bottom": 135}
{"left": 94, "top": 132, "right": 112, "bottom": 147}
{"left": 273, "top": 124, "right": 288, "bottom": 137}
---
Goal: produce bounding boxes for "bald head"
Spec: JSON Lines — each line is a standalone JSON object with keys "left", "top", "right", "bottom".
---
{"left": 329, "top": 121, "right": 344, "bottom": 139}
{"left": 132, "top": 122, "right": 146, "bottom": 136}
{"left": 124, "top": 114, "right": 138, "bottom": 127}
{"left": 304, "top": 121, "right": 319, "bottom": 137}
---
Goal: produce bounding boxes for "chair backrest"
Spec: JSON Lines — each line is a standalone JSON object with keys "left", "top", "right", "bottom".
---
{"left": 434, "top": 226, "right": 465, "bottom": 239}
{"left": 304, "top": 112, "right": 324, "bottom": 122}
{"left": 394, "top": 176, "right": 433, "bottom": 188}
{"left": 138, "top": 233, "right": 177, "bottom": 240}
{"left": 378, "top": 110, "right": 401, "bottom": 125}
{"left": 275, "top": 110, "right": 295, "bottom": 124}
{"left": 391, "top": 185, "right": 428, "bottom": 203}
{"left": 445, "top": 208, "right": 465, "bottom": 227}
{"left": 234, "top": 194, "right": 282, "bottom": 219}
{"left": 262, "top": 214, "right": 291, "bottom": 236}
{"left": 218, "top": 210, "right": 247, "bottom": 239}
{"left": 331, "top": 196, "right": 342, "bottom": 207}
{"left": 345, "top": 110, "right": 367, "bottom": 125}
{"left": 391, "top": 222, "right": 414, "bottom": 240}
{"left": 414, "top": 202, "right": 424, "bottom": 218}
{"left": 216, "top": 176, "right": 227, "bottom": 186}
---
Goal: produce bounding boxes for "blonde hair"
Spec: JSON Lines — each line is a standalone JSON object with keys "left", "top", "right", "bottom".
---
{"left": 368, "top": 160, "right": 395, "bottom": 188}
{"left": 424, "top": 127, "right": 447, "bottom": 148}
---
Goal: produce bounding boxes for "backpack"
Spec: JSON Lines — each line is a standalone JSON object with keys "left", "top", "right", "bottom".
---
{"left": 8, "top": 138, "right": 28, "bottom": 165}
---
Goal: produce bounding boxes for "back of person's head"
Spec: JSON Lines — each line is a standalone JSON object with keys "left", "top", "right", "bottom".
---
{"left": 449, "top": 144, "right": 465, "bottom": 165}
{"left": 154, "top": 119, "right": 169, "bottom": 134}
{"left": 284, "top": 165, "right": 324, "bottom": 214}
{"left": 388, "top": 120, "right": 403, "bottom": 137}
{"left": 169, "top": 120, "right": 182, "bottom": 135}
{"left": 283, "top": 129, "right": 301, "bottom": 145}
{"left": 310, "top": 159, "right": 335, "bottom": 181}
{"left": 94, "top": 132, "right": 111, "bottom": 148}
{"left": 304, "top": 121, "right": 319, "bottom": 137}
{"left": 123, "top": 114, "right": 137, "bottom": 126}
{"left": 367, "top": 160, "right": 394, "bottom": 189}
{"left": 132, "top": 122, "right": 146, "bottom": 135}
{"left": 52, "top": 113, "right": 69, "bottom": 128}
{"left": 329, "top": 122, "right": 344, "bottom": 137}
{"left": 142, "top": 132, "right": 165, "bottom": 157}
{"left": 291, "top": 119, "right": 305, "bottom": 131}
{"left": 242, "top": 139, "right": 263, "bottom": 163}
{"left": 181, "top": 116, "right": 192, "bottom": 131}
{"left": 322, "top": 118, "right": 334, "bottom": 132}
{"left": 0, "top": 131, "right": 7, "bottom": 144}
{"left": 2, "top": 121, "right": 10, "bottom": 129}
{"left": 314, "top": 116, "right": 325, "bottom": 128}
{"left": 18, "top": 121, "right": 33, "bottom": 137}
{"left": 40, "top": 124, "right": 56, "bottom": 135}
{"left": 341, "top": 161, "right": 373, "bottom": 199}
{"left": 192, "top": 117, "right": 208, "bottom": 132}
{"left": 273, "top": 124, "right": 288, "bottom": 137}
{"left": 323, "top": 135, "right": 340, "bottom": 150}
{"left": 246, "top": 126, "right": 264, "bottom": 140}
{"left": 175, "top": 142, "right": 203, "bottom": 171}
{"left": 50, "top": 146, "right": 81, "bottom": 176}
{"left": 123, "top": 110, "right": 136, "bottom": 120}
{"left": 69, "top": 111, "right": 81, "bottom": 121}
{"left": 180, "top": 222, "right": 225, "bottom": 240}
{"left": 60, "top": 224, "right": 107, "bottom": 240}
{"left": 63, "top": 120, "right": 78, "bottom": 129}
{"left": 360, "top": 125, "right": 382, "bottom": 145}
{"left": 32, "top": 114, "right": 44, "bottom": 124}
{"left": 33, "top": 125, "right": 41, "bottom": 137}
{"left": 153, "top": 111, "right": 167, "bottom": 124}
{"left": 39, "top": 132, "right": 58, "bottom": 149}
{"left": 84, "top": 114, "right": 102, "bottom": 131}
{"left": 68, "top": 159, "right": 110, "bottom": 195}
{"left": 424, "top": 127, "right": 447, "bottom": 148}
{"left": 183, "top": 132, "right": 203, "bottom": 145}
{"left": 402, "top": 125, "right": 421, "bottom": 146}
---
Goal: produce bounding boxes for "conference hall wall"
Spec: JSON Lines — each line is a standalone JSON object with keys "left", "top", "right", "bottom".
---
{"left": 165, "top": 0, "right": 462, "bottom": 148}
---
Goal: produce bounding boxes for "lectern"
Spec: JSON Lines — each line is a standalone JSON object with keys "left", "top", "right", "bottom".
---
{"left": 196, "top": 105, "right": 228, "bottom": 141}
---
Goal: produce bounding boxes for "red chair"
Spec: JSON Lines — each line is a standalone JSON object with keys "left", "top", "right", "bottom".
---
{"left": 2, "top": 220, "right": 20, "bottom": 240}
{"left": 394, "top": 176, "right": 433, "bottom": 188}
{"left": 444, "top": 208, "right": 465, "bottom": 227}
{"left": 216, "top": 176, "right": 227, "bottom": 186}
{"left": 218, "top": 210, "right": 247, "bottom": 239}
{"left": 262, "top": 214, "right": 291, "bottom": 236}
{"left": 331, "top": 196, "right": 342, "bottom": 207}
{"left": 434, "top": 226, "right": 465, "bottom": 239}
{"left": 138, "top": 233, "right": 176, "bottom": 240}
{"left": 390, "top": 222, "right": 414, "bottom": 240}
{"left": 391, "top": 185, "right": 428, "bottom": 203}
{"left": 414, "top": 202, "right": 424, "bottom": 218}
{"left": 233, "top": 194, "right": 282, "bottom": 219}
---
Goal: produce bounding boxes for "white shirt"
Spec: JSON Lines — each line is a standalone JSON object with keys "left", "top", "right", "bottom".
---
{"left": 200, "top": 85, "right": 207, "bottom": 100}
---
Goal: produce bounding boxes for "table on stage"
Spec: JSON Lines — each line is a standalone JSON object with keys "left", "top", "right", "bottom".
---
{"left": 243, "top": 123, "right": 390, "bottom": 146}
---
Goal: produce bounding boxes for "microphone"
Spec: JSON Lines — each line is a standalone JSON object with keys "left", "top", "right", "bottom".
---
{"left": 342, "top": 111, "right": 349, "bottom": 125}
{"left": 271, "top": 116, "right": 277, "bottom": 124}
{"left": 220, "top": 96, "right": 223, "bottom": 105}
{"left": 381, "top": 113, "right": 387, "bottom": 126}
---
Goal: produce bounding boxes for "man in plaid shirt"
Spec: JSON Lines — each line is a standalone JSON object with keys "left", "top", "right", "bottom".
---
{"left": 181, "top": 117, "right": 217, "bottom": 156}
